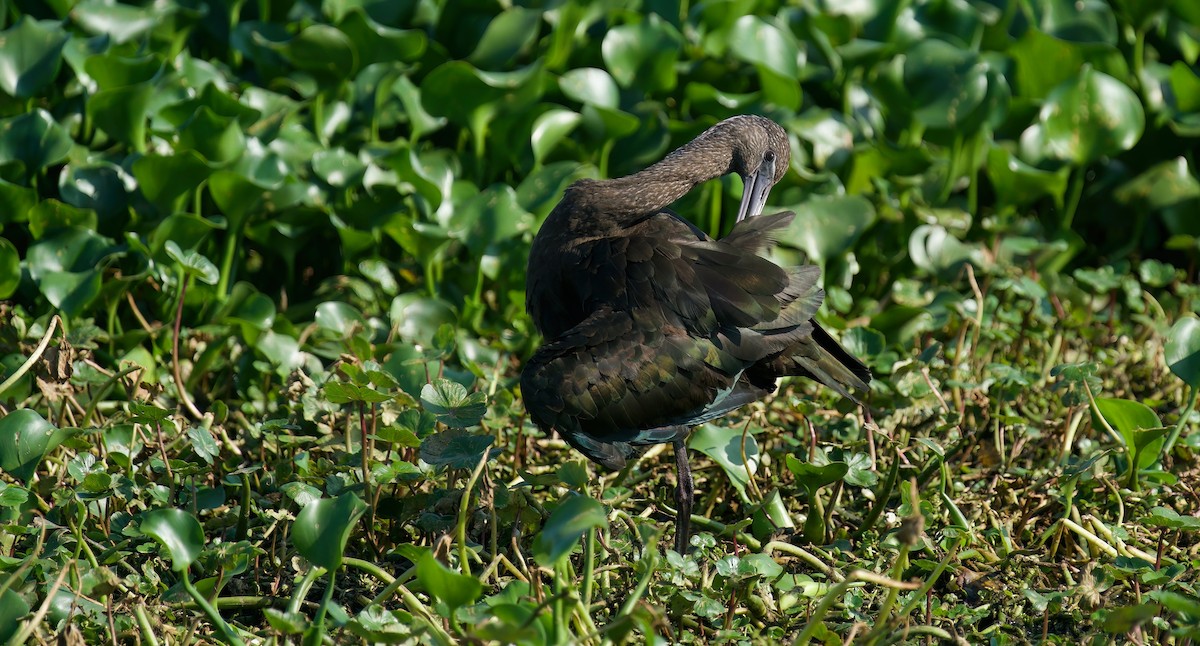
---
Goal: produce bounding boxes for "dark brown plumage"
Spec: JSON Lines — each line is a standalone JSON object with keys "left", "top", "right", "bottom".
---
{"left": 521, "top": 115, "right": 871, "bottom": 553}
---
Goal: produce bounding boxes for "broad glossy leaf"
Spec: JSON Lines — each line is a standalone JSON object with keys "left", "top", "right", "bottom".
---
{"left": 1165, "top": 317, "right": 1200, "bottom": 388}
{"left": 27, "top": 199, "right": 96, "bottom": 238}
{"left": 420, "top": 380, "right": 487, "bottom": 428}
{"left": 178, "top": 107, "right": 245, "bottom": 165}
{"left": 165, "top": 241, "right": 220, "bottom": 285}
{"left": 337, "top": 9, "right": 425, "bottom": 67}
{"left": 531, "top": 109, "right": 580, "bottom": 166}
{"left": 0, "top": 109, "right": 73, "bottom": 178}
{"left": 601, "top": 15, "right": 681, "bottom": 92}
{"left": 1040, "top": 0, "right": 1118, "bottom": 45}
{"left": 0, "top": 237, "right": 18, "bottom": 298}
{"left": 532, "top": 494, "right": 607, "bottom": 565}
{"left": 419, "top": 428, "right": 495, "bottom": 469}
{"left": 390, "top": 294, "right": 457, "bottom": 346}
{"left": 416, "top": 553, "right": 482, "bottom": 615}
{"left": 315, "top": 301, "right": 366, "bottom": 336}
{"left": 420, "top": 61, "right": 542, "bottom": 127}
{"left": 446, "top": 184, "right": 533, "bottom": 254}
{"left": 1095, "top": 397, "right": 1165, "bottom": 469}
{"left": 312, "top": 148, "right": 367, "bottom": 188}
{"left": 26, "top": 227, "right": 114, "bottom": 315}
{"left": 0, "top": 588, "right": 30, "bottom": 643}
{"left": 0, "top": 17, "right": 70, "bottom": 98}
{"left": 140, "top": 508, "right": 204, "bottom": 572}
{"left": 1020, "top": 67, "right": 1144, "bottom": 165}
{"left": 785, "top": 455, "right": 849, "bottom": 491}
{"left": 901, "top": 40, "right": 988, "bottom": 130}
{"left": 689, "top": 423, "right": 759, "bottom": 504}
{"left": 0, "top": 409, "right": 68, "bottom": 483}
{"left": 293, "top": 493, "right": 367, "bottom": 570}
{"left": 1114, "top": 157, "right": 1200, "bottom": 211}
{"left": 0, "top": 179, "right": 37, "bottom": 224}
{"left": 72, "top": 0, "right": 164, "bottom": 43}
{"left": 58, "top": 161, "right": 133, "bottom": 224}
{"left": 985, "top": 146, "right": 1071, "bottom": 209}
{"left": 132, "top": 151, "right": 211, "bottom": 214}
{"left": 776, "top": 195, "right": 876, "bottom": 264}
{"left": 559, "top": 68, "right": 620, "bottom": 109}
{"left": 469, "top": 7, "right": 541, "bottom": 70}
{"left": 909, "top": 224, "right": 976, "bottom": 275}
{"left": 277, "top": 24, "right": 357, "bottom": 82}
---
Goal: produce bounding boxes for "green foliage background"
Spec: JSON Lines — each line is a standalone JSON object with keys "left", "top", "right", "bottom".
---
{"left": 1, "top": 0, "right": 1199, "bottom": 643}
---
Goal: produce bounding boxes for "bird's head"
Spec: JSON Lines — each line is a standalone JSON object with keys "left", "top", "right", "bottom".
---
{"left": 713, "top": 115, "right": 790, "bottom": 222}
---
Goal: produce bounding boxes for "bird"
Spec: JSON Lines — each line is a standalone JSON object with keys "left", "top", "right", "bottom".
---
{"left": 521, "top": 115, "right": 871, "bottom": 554}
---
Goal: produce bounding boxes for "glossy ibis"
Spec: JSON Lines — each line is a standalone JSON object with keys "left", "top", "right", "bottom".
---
{"left": 522, "top": 115, "right": 871, "bottom": 553}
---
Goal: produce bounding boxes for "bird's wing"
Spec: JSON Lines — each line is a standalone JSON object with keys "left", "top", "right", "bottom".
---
{"left": 521, "top": 306, "right": 795, "bottom": 469}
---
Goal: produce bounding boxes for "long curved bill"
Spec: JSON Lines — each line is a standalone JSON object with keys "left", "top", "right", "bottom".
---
{"left": 735, "top": 157, "right": 776, "bottom": 222}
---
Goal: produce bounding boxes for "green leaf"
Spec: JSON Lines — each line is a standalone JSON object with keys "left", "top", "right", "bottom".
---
{"left": 1095, "top": 397, "right": 1166, "bottom": 470}
{"left": 559, "top": 68, "right": 620, "bottom": 109}
{"left": 337, "top": 10, "right": 426, "bottom": 67}
{"left": 0, "top": 109, "right": 73, "bottom": 179}
{"left": 0, "top": 17, "right": 70, "bottom": 98}
{"left": 416, "top": 553, "right": 482, "bottom": 615}
{"left": 468, "top": 7, "right": 541, "bottom": 70}
{"left": 278, "top": 24, "right": 357, "bottom": 83}
{"left": 985, "top": 146, "right": 1071, "bottom": 210}
{"left": 0, "top": 409, "right": 68, "bottom": 484}
{"left": 165, "top": 241, "right": 220, "bottom": 285}
{"left": 314, "top": 301, "right": 366, "bottom": 336}
{"left": 0, "top": 588, "right": 31, "bottom": 643}
{"left": 1165, "top": 316, "right": 1200, "bottom": 388}
{"left": 420, "top": 379, "right": 487, "bottom": 428}
{"left": 689, "top": 423, "right": 759, "bottom": 504}
{"left": 531, "top": 109, "right": 580, "bottom": 166}
{"left": 785, "top": 455, "right": 849, "bottom": 492}
{"left": 902, "top": 40, "right": 989, "bottom": 131}
{"left": 776, "top": 195, "right": 876, "bottom": 265}
{"left": 532, "top": 494, "right": 607, "bottom": 566}
{"left": 0, "top": 237, "right": 18, "bottom": 299}
{"left": 601, "top": 15, "right": 682, "bottom": 93}
{"left": 1020, "top": 66, "right": 1145, "bottom": 165}
{"left": 1142, "top": 506, "right": 1200, "bottom": 530}
{"left": 140, "top": 508, "right": 204, "bottom": 572}
{"left": 293, "top": 493, "right": 367, "bottom": 570}
{"left": 419, "top": 428, "right": 495, "bottom": 469}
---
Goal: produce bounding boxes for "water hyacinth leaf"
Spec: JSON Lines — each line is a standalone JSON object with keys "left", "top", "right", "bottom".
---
{"left": 420, "top": 428, "right": 495, "bottom": 469}
{"left": 531, "top": 109, "right": 581, "bottom": 166}
{"left": 58, "top": 162, "right": 133, "bottom": 224}
{"left": 1165, "top": 317, "right": 1200, "bottom": 388}
{"left": 71, "top": 0, "right": 165, "bottom": 43}
{"left": 26, "top": 227, "right": 114, "bottom": 315}
{"left": 337, "top": 10, "right": 426, "bottom": 67}
{"left": 0, "top": 109, "right": 73, "bottom": 179}
{"left": 468, "top": 7, "right": 541, "bottom": 70}
{"left": 785, "top": 456, "right": 849, "bottom": 491}
{"left": 277, "top": 24, "right": 357, "bottom": 83}
{"left": 416, "top": 553, "right": 482, "bottom": 616}
{"left": 293, "top": 493, "right": 367, "bottom": 570}
{"left": 909, "top": 224, "right": 976, "bottom": 276}
{"left": 532, "top": 494, "right": 607, "bottom": 565}
{"left": 314, "top": 301, "right": 366, "bottom": 336}
{"left": 312, "top": 149, "right": 367, "bottom": 188}
{"left": 902, "top": 39, "right": 989, "bottom": 130}
{"left": 0, "top": 588, "right": 30, "bottom": 642}
{"left": 559, "top": 68, "right": 620, "bottom": 109}
{"left": 0, "top": 17, "right": 70, "bottom": 98}
{"left": 420, "top": 61, "right": 541, "bottom": 127}
{"left": 390, "top": 294, "right": 457, "bottom": 346}
{"left": 27, "top": 199, "right": 96, "bottom": 239}
{"left": 690, "top": 423, "right": 759, "bottom": 503}
{"left": 601, "top": 15, "right": 682, "bottom": 92}
{"left": 132, "top": 151, "right": 211, "bottom": 214}
{"left": 1095, "top": 397, "right": 1165, "bottom": 470}
{"left": 140, "top": 508, "right": 204, "bottom": 572}
{"left": 776, "top": 195, "right": 876, "bottom": 265}
{"left": 0, "top": 409, "right": 69, "bottom": 483}
{"left": 0, "top": 238, "right": 18, "bottom": 298}
{"left": 1020, "top": 67, "right": 1144, "bottom": 165}
{"left": 165, "top": 241, "right": 220, "bottom": 285}
{"left": 985, "top": 146, "right": 1071, "bottom": 209}
{"left": 420, "top": 379, "right": 487, "bottom": 428}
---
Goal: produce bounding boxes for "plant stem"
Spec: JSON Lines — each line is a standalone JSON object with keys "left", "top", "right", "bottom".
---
{"left": 1060, "top": 166, "right": 1086, "bottom": 233}
{"left": 181, "top": 572, "right": 246, "bottom": 646}
{"left": 1160, "top": 384, "right": 1197, "bottom": 462}
{"left": 457, "top": 450, "right": 490, "bottom": 576}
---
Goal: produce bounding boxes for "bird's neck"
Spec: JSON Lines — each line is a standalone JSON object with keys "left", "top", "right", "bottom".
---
{"left": 587, "top": 135, "right": 735, "bottom": 217}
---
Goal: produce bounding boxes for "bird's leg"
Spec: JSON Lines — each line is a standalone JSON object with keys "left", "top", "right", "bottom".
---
{"left": 673, "top": 436, "right": 693, "bottom": 554}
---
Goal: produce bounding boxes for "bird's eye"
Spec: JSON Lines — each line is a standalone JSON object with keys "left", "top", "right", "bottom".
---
{"left": 764, "top": 150, "right": 775, "bottom": 162}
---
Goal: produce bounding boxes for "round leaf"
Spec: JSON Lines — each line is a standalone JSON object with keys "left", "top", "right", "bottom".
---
{"left": 416, "top": 553, "right": 482, "bottom": 615}
{"left": 689, "top": 423, "right": 759, "bottom": 504}
{"left": 0, "top": 17, "right": 70, "bottom": 98}
{"left": 1166, "top": 316, "right": 1200, "bottom": 388}
{"left": 531, "top": 109, "right": 580, "bottom": 166}
{"left": 420, "top": 428, "right": 495, "bottom": 469}
{"left": 293, "top": 493, "right": 367, "bottom": 570}
{"left": 140, "top": 508, "right": 204, "bottom": 572}
{"left": 0, "top": 237, "right": 18, "bottom": 298}
{"left": 0, "top": 409, "right": 67, "bottom": 484}
{"left": 1020, "top": 66, "right": 1145, "bottom": 165}
{"left": 0, "top": 109, "right": 73, "bottom": 179}
{"left": 532, "top": 494, "right": 607, "bottom": 566}
{"left": 601, "top": 16, "right": 682, "bottom": 92}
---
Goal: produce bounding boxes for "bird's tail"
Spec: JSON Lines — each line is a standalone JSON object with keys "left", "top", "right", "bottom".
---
{"left": 751, "top": 323, "right": 872, "bottom": 403}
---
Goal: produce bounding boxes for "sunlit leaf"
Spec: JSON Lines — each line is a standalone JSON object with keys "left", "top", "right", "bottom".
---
{"left": 293, "top": 493, "right": 367, "bottom": 570}
{"left": 140, "top": 508, "right": 204, "bottom": 572}
{"left": 532, "top": 494, "right": 607, "bottom": 565}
